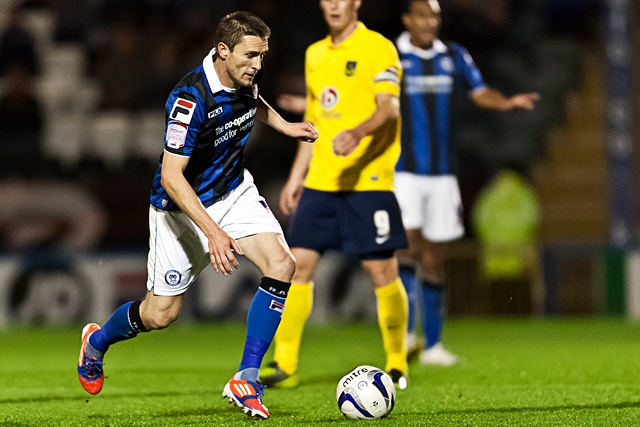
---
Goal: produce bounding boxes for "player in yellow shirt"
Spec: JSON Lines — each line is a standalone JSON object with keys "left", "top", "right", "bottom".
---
{"left": 260, "top": 0, "right": 410, "bottom": 390}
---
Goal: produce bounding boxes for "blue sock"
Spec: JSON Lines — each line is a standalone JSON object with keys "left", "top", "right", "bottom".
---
{"left": 399, "top": 265, "right": 418, "bottom": 334}
{"left": 420, "top": 281, "right": 444, "bottom": 349}
{"left": 238, "top": 277, "right": 290, "bottom": 382}
{"left": 88, "top": 301, "right": 146, "bottom": 357}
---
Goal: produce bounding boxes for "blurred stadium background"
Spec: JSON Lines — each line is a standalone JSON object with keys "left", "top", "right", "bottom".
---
{"left": 0, "top": 0, "right": 636, "bottom": 328}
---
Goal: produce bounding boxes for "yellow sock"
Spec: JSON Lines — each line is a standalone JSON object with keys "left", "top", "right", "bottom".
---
{"left": 375, "top": 278, "right": 409, "bottom": 374}
{"left": 274, "top": 282, "right": 314, "bottom": 375}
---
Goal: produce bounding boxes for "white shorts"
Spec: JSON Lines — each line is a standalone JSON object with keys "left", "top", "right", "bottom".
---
{"left": 146, "top": 170, "right": 283, "bottom": 296}
{"left": 394, "top": 171, "right": 464, "bottom": 242}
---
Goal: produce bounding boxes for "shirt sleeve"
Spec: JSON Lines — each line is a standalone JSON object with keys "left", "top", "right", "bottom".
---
{"left": 164, "top": 87, "right": 205, "bottom": 156}
{"left": 452, "top": 43, "right": 486, "bottom": 92}
{"left": 372, "top": 38, "right": 402, "bottom": 97}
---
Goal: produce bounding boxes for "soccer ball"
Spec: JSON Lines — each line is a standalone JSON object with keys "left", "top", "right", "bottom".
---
{"left": 336, "top": 365, "right": 396, "bottom": 419}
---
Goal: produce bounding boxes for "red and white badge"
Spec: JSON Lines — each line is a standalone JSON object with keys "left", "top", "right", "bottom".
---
{"left": 166, "top": 121, "right": 188, "bottom": 149}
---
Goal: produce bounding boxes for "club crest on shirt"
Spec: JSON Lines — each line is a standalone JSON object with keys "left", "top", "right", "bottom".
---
{"left": 440, "top": 56, "right": 454, "bottom": 73}
{"left": 401, "top": 59, "right": 414, "bottom": 70}
{"left": 345, "top": 61, "right": 357, "bottom": 77}
{"left": 165, "top": 269, "right": 182, "bottom": 286}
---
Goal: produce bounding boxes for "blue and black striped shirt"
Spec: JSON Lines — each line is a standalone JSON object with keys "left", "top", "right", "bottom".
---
{"left": 395, "top": 33, "right": 485, "bottom": 176}
{"left": 150, "top": 49, "right": 260, "bottom": 211}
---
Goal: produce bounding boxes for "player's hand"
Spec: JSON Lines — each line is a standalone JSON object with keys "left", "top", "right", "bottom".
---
{"left": 286, "top": 121, "right": 318, "bottom": 143}
{"left": 207, "top": 227, "right": 244, "bottom": 276}
{"left": 333, "top": 129, "right": 362, "bottom": 156}
{"left": 277, "top": 94, "right": 307, "bottom": 115}
{"left": 280, "top": 178, "right": 304, "bottom": 216}
{"left": 508, "top": 92, "right": 540, "bottom": 110}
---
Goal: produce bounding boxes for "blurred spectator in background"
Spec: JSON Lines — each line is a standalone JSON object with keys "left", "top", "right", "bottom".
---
{"left": 52, "top": 0, "right": 94, "bottom": 41}
{"left": 0, "top": 64, "right": 44, "bottom": 179}
{"left": 472, "top": 166, "right": 541, "bottom": 315}
{"left": 141, "top": 32, "right": 187, "bottom": 110}
{"left": 0, "top": 4, "right": 40, "bottom": 77}
{"left": 94, "top": 21, "right": 146, "bottom": 111}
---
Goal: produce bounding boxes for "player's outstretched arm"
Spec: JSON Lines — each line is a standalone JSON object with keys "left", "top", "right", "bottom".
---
{"left": 471, "top": 87, "right": 540, "bottom": 111}
{"left": 257, "top": 95, "right": 318, "bottom": 142}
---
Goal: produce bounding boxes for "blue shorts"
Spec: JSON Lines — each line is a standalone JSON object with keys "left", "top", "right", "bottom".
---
{"left": 287, "top": 188, "right": 408, "bottom": 259}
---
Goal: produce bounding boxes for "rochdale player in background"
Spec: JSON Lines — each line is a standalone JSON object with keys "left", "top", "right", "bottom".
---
{"left": 260, "top": 0, "right": 410, "bottom": 390}
{"left": 77, "top": 11, "right": 318, "bottom": 420}
{"left": 396, "top": 0, "right": 539, "bottom": 365}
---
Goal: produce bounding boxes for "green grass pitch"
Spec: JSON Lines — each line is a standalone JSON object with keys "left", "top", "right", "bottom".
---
{"left": 2, "top": 318, "right": 640, "bottom": 426}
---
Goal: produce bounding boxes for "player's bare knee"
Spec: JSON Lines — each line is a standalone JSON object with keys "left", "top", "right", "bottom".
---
{"left": 276, "top": 251, "right": 297, "bottom": 281}
{"left": 262, "top": 249, "right": 296, "bottom": 282}
{"left": 362, "top": 259, "right": 399, "bottom": 288}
